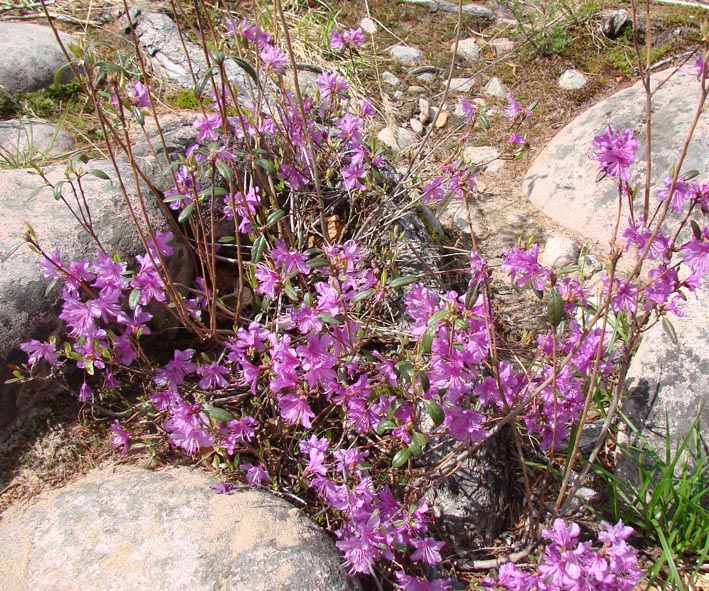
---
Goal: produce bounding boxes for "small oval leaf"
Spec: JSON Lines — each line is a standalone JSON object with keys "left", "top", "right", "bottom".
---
{"left": 128, "top": 288, "right": 141, "bottom": 310}
{"left": 546, "top": 288, "right": 564, "bottom": 328}
{"left": 216, "top": 160, "right": 234, "bottom": 181}
{"left": 203, "top": 405, "right": 234, "bottom": 422}
{"left": 266, "top": 209, "right": 286, "bottom": 227}
{"left": 178, "top": 202, "right": 195, "bottom": 223}
{"left": 87, "top": 168, "right": 110, "bottom": 180}
{"left": 392, "top": 447, "right": 410, "bottom": 468}
{"left": 255, "top": 158, "right": 276, "bottom": 174}
{"left": 395, "top": 360, "right": 415, "bottom": 383}
{"left": 251, "top": 234, "right": 266, "bottom": 264}
{"left": 424, "top": 399, "right": 445, "bottom": 426}
{"left": 376, "top": 419, "right": 397, "bottom": 435}
{"left": 351, "top": 288, "right": 378, "bottom": 305}
{"left": 662, "top": 317, "right": 679, "bottom": 346}
{"left": 388, "top": 275, "right": 418, "bottom": 289}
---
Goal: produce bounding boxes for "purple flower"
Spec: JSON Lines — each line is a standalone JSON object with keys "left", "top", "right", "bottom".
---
{"left": 509, "top": 132, "right": 526, "bottom": 145}
{"left": 130, "top": 81, "right": 150, "bottom": 107}
{"left": 501, "top": 243, "right": 550, "bottom": 290}
{"left": 330, "top": 27, "right": 366, "bottom": 52}
{"left": 110, "top": 420, "right": 131, "bottom": 455}
{"left": 683, "top": 228, "right": 709, "bottom": 276}
{"left": 153, "top": 348, "right": 196, "bottom": 392}
{"left": 542, "top": 518, "right": 580, "bottom": 548}
{"left": 341, "top": 162, "right": 366, "bottom": 191}
{"left": 599, "top": 520, "right": 634, "bottom": 544}
{"left": 271, "top": 239, "right": 310, "bottom": 276}
{"left": 255, "top": 264, "right": 282, "bottom": 298}
{"left": 260, "top": 44, "right": 288, "bottom": 76}
{"left": 409, "top": 536, "right": 445, "bottom": 565}
{"left": 197, "top": 362, "right": 230, "bottom": 390}
{"left": 20, "top": 339, "right": 59, "bottom": 367}
{"left": 592, "top": 126, "right": 639, "bottom": 181}
{"left": 193, "top": 114, "right": 222, "bottom": 141}
{"left": 210, "top": 481, "right": 235, "bottom": 494}
{"left": 503, "top": 93, "right": 530, "bottom": 119}
{"left": 695, "top": 51, "right": 708, "bottom": 82}
{"left": 657, "top": 174, "right": 691, "bottom": 213}
{"left": 421, "top": 177, "right": 445, "bottom": 204}
{"left": 78, "top": 381, "right": 92, "bottom": 402}
{"left": 460, "top": 98, "right": 477, "bottom": 123}
{"left": 240, "top": 462, "right": 271, "bottom": 487}
{"left": 278, "top": 393, "right": 315, "bottom": 428}
{"left": 316, "top": 71, "right": 350, "bottom": 102}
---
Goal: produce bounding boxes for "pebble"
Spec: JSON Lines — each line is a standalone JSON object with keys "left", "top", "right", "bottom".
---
{"left": 416, "top": 72, "right": 436, "bottom": 84}
{"left": 389, "top": 45, "right": 424, "bottom": 64}
{"left": 359, "top": 16, "right": 377, "bottom": 34}
{"left": 407, "top": 85, "right": 427, "bottom": 95}
{"left": 462, "top": 145, "right": 503, "bottom": 172}
{"left": 452, "top": 38, "right": 481, "bottom": 63}
{"left": 410, "top": 118, "right": 424, "bottom": 134}
{"left": 489, "top": 37, "right": 515, "bottom": 55}
{"left": 559, "top": 69, "right": 588, "bottom": 90}
{"left": 418, "top": 98, "right": 433, "bottom": 125}
{"left": 434, "top": 110, "right": 449, "bottom": 128}
{"left": 448, "top": 77, "right": 476, "bottom": 93}
{"left": 377, "top": 125, "right": 418, "bottom": 152}
{"left": 539, "top": 236, "right": 580, "bottom": 269}
{"left": 382, "top": 71, "right": 402, "bottom": 87}
{"left": 484, "top": 77, "right": 507, "bottom": 98}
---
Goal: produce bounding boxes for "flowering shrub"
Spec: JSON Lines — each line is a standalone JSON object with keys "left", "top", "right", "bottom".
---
{"left": 16, "top": 4, "right": 709, "bottom": 589}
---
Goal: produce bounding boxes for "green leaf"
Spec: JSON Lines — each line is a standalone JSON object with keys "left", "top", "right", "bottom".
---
{"left": 218, "top": 235, "right": 235, "bottom": 243}
{"left": 419, "top": 328, "right": 434, "bottom": 354}
{"left": 265, "top": 209, "right": 286, "bottom": 227}
{"left": 411, "top": 432, "right": 427, "bottom": 448}
{"left": 234, "top": 57, "right": 258, "bottom": 84}
{"left": 418, "top": 371, "right": 430, "bottom": 393}
{"left": 408, "top": 442, "right": 423, "bottom": 457}
{"left": 395, "top": 360, "right": 415, "bottom": 383}
{"left": 203, "top": 405, "right": 234, "bottom": 422}
{"left": 392, "top": 447, "right": 410, "bottom": 468}
{"left": 255, "top": 158, "right": 276, "bottom": 174}
{"left": 546, "top": 288, "right": 564, "bottom": 327}
{"left": 376, "top": 419, "right": 397, "bottom": 434}
{"left": 662, "top": 317, "right": 679, "bottom": 346}
{"left": 132, "top": 105, "right": 145, "bottom": 126}
{"left": 427, "top": 309, "right": 449, "bottom": 327}
{"left": 351, "top": 288, "right": 377, "bottom": 305}
{"left": 53, "top": 180, "right": 65, "bottom": 201}
{"left": 251, "top": 234, "right": 266, "bottom": 264}
{"left": 193, "top": 67, "right": 214, "bottom": 99}
{"left": 128, "top": 288, "right": 141, "bottom": 310}
{"left": 388, "top": 275, "right": 418, "bottom": 289}
{"left": 216, "top": 160, "right": 233, "bottom": 181}
{"left": 44, "top": 277, "right": 59, "bottom": 297}
{"left": 178, "top": 202, "right": 195, "bottom": 223}
{"left": 283, "top": 283, "right": 299, "bottom": 301}
{"left": 423, "top": 399, "right": 445, "bottom": 426}
{"left": 87, "top": 168, "right": 110, "bottom": 180}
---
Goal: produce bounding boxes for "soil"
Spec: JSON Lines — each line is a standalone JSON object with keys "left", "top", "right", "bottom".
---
{"left": 0, "top": 0, "right": 707, "bottom": 585}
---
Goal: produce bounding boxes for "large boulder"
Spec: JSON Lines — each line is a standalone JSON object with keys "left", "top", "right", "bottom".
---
{"left": 0, "top": 22, "right": 76, "bottom": 95}
{"left": 0, "top": 119, "right": 75, "bottom": 164}
{"left": 0, "top": 155, "right": 187, "bottom": 432}
{"left": 0, "top": 466, "right": 360, "bottom": 591}
{"left": 523, "top": 68, "right": 709, "bottom": 247}
{"left": 619, "top": 282, "right": 709, "bottom": 478}
{"left": 127, "top": 10, "right": 253, "bottom": 100}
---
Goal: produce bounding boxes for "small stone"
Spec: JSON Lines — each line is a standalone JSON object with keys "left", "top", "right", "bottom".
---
{"left": 359, "top": 16, "right": 377, "bottom": 34}
{"left": 484, "top": 77, "right": 507, "bottom": 98}
{"left": 407, "top": 85, "right": 427, "bottom": 95}
{"left": 382, "top": 71, "right": 402, "bottom": 87}
{"left": 410, "top": 118, "right": 424, "bottom": 134}
{"left": 452, "top": 38, "right": 481, "bottom": 63}
{"left": 448, "top": 77, "right": 476, "bottom": 93}
{"left": 389, "top": 44, "right": 424, "bottom": 64}
{"left": 377, "top": 126, "right": 417, "bottom": 152}
{"left": 580, "top": 254, "right": 603, "bottom": 279}
{"left": 601, "top": 9, "right": 630, "bottom": 40}
{"left": 559, "top": 69, "right": 587, "bottom": 90}
{"left": 462, "top": 146, "right": 503, "bottom": 172}
{"left": 418, "top": 98, "right": 433, "bottom": 125}
{"left": 539, "top": 236, "right": 579, "bottom": 269}
{"left": 392, "top": 90, "right": 404, "bottom": 100}
{"left": 434, "top": 110, "right": 449, "bottom": 128}
{"left": 416, "top": 72, "right": 436, "bottom": 84}
{"left": 489, "top": 37, "right": 515, "bottom": 55}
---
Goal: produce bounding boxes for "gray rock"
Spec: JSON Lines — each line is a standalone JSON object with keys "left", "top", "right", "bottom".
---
{"left": 416, "top": 72, "right": 436, "bottom": 84}
{"left": 407, "top": 85, "right": 427, "bottom": 95}
{"left": 452, "top": 38, "right": 481, "bottom": 63}
{"left": 462, "top": 146, "right": 503, "bottom": 173}
{"left": 388, "top": 45, "right": 424, "bottom": 64}
{"left": 489, "top": 37, "right": 515, "bottom": 56}
{"left": 558, "top": 69, "right": 587, "bottom": 90}
{"left": 449, "top": 77, "right": 476, "bottom": 93}
{"left": 377, "top": 126, "right": 417, "bottom": 152}
{"left": 484, "top": 76, "right": 507, "bottom": 98}
{"left": 418, "top": 98, "right": 433, "bottom": 125}
{"left": 539, "top": 236, "right": 579, "bottom": 269}
{"left": 401, "top": 0, "right": 496, "bottom": 19}
{"left": 0, "top": 155, "right": 185, "bottom": 431}
{"left": 0, "top": 466, "right": 359, "bottom": 591}
{"left": 410, "top": 118, "right": 424, "bottom": 134}
{"left": 0, "top": 119, "right": 75, "bottom": 164}
{"left": 0, "top": 23, "right": 76, "bottom": 94}
{"left": 359, "top": 16, "right": 377, "bottom": 34}
{"left": 129, "top": 11, "right": 253, "bottom": 99}
{"left": 601, "top": 9, "right": 631, "bottom": 40}
{"left": 580, "top": 253, "right": 603, "bottom": 279}
{"left": 619, "top": 283, "right": 709, "bottom": 480}
{"left": 523, "top": 68, "right": 709, "bottom": 246}
{"left": 382, "top": 71, "right": 402, "bottom": 87}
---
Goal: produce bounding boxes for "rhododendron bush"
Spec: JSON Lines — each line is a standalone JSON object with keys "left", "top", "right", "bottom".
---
{"left": 15, "top": 2, "right": 709, "bottom": 589}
